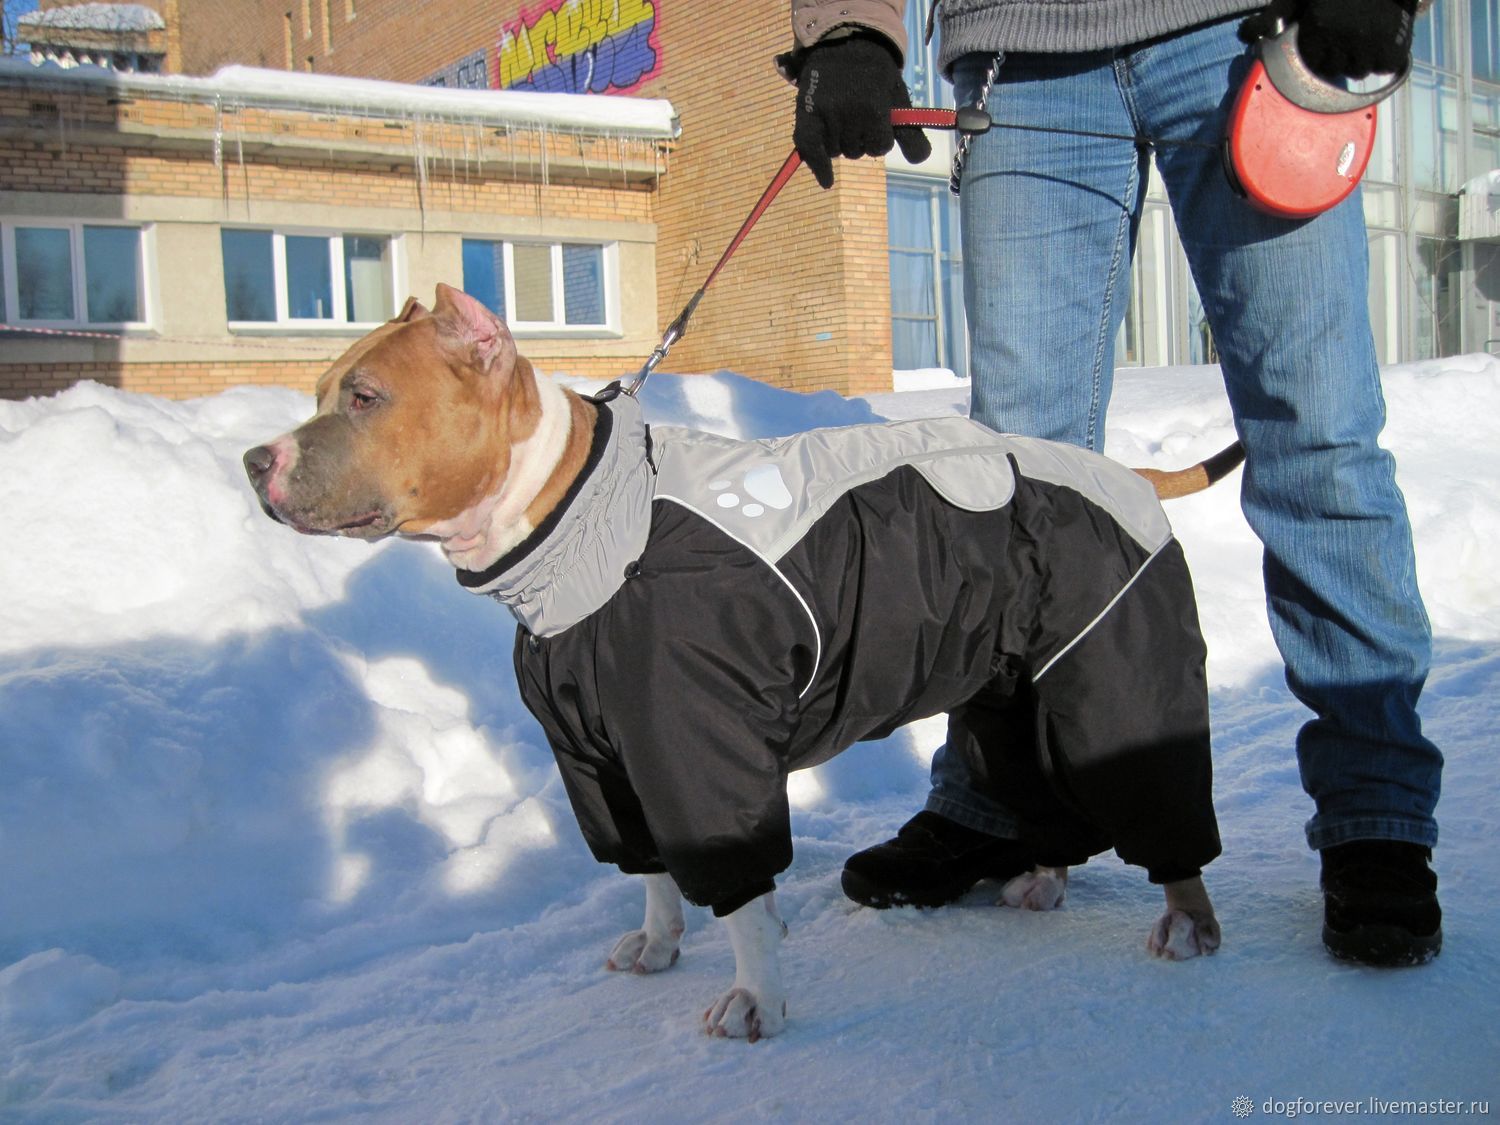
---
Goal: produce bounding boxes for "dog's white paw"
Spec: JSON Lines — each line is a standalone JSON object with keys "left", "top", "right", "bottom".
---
{"left": 1147, "top": 909, "right": 1222, "bottom": 960}
{"left": 704, "top": 986, "right": 787, "bottom": 1042}
{"left": 605, "top": 928, "right": 681, "bottom": 974}
{"left": 999, "top": 870, "right": 1067, "bottom": 911}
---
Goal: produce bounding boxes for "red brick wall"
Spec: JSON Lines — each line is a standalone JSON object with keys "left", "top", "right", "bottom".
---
{"left": 172, "top": 0, "right": 896, "bottom": 396}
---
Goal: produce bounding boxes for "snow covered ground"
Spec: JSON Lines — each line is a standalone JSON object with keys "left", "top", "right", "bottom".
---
{"left": 1, "top": 357, "right": 1497, "bottom": 1122}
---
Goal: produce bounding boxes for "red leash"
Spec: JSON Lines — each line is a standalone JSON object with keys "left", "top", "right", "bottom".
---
{"left": 625, "top": 109, "right": 963, "bottom": 397}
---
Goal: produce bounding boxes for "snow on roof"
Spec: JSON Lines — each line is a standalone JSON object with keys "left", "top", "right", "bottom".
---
{"left": 0, "top": 58, "right": 679, "bottom": 140}
{"left": 18, "top": 3, "right": 165, "bottom": 32}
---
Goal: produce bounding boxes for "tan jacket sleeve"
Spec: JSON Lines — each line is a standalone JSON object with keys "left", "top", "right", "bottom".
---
{"left": 779, "top": 0, "right": 910, "bottom": 79}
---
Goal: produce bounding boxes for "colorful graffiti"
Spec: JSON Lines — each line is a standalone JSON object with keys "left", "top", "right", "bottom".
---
{"left": 423, "top": 49, "right": 490, "bottom": 90}
{"left": 497, "top": 0, "right": 660, "bottom": 96}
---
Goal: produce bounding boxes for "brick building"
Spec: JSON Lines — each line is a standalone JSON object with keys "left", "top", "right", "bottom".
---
{"left": 2, "top": 0, "right": 904, "bottom": 400}
{"left": 173, "top": 0, "right": 905, "bottom": 391}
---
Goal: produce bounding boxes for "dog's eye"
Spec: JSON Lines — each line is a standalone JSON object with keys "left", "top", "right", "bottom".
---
{"left": 349, "top": 389, "right": 382, "bottom": 412}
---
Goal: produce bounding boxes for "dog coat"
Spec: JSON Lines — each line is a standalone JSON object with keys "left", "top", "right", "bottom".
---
{"left": 458, "top": 391, "right": 1220, "bottom": 914}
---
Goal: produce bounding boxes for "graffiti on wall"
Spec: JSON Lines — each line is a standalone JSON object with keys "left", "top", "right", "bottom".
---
{"left": 423, "top": 49, "right": 490, "bottom": 89}
{"left": 496, "top": 0, "right": 660, "bottom": 96}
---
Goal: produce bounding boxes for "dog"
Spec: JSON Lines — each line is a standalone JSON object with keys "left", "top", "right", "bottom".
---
{"left": 245, "top": 284, "right": 1223, "bottom": 1042}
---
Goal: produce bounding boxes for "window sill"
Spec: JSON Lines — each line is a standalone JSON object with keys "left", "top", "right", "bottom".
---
{"left": 227, "top": 322, "right": 386, "bottom": 336}
{"left": 510, "top": 326, "right": 624, "bottom": 341}
{"left": 0, "top": 324, "right": 157, "bottom": 338}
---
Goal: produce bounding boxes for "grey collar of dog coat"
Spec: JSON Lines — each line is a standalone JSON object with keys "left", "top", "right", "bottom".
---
{"left": 455, "top": 392, "right": 654, "bottom": 637}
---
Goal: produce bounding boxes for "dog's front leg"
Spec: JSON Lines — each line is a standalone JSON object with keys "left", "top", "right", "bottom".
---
{"left": 606, "top": 872, "right": 685, "bottom": 973}
{"left": 703, "top": 892, "right": 789, "bottom": 1042}
{"left": 1147, "top": 875, "right": 1221, "bottom": 960}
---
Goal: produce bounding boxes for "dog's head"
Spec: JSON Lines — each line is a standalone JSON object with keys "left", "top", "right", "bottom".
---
{"left": 244, "top": 284, "right": 540, "bottom": 541}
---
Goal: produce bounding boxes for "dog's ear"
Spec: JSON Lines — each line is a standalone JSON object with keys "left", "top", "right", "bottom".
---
{"left": 431, "top": 283, "right": 517, "bottom": 380}
{"left": 395, "top": 296, "right": 431, "bottom": 322}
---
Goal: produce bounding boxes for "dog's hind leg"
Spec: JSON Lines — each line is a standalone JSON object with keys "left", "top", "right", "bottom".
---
{"left": 607, "top": 872, "right": 686, "bottom": 973}
{"left": 1147, "top": 875, "right": 1221, "bottom": 960}
{"left": 999, "top": 866, "right": 1069, "bottom": 911}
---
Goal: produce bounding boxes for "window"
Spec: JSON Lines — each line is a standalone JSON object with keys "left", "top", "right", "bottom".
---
{"left": 1474, "top": 0, "right": 1500, "bottom": 83}
{"left": 1, "top": 221, "right": 148, "bottom": 327}
{"left": 460, "top": 239, "right": 616, "bottom": 332}
{"left": 887, "top": 178, "right": 965, "bottom": 374}
{"left": 1414, "top": 237, "right": 1462, "bottom": 360}
{"left": 1410, "top": 67, "right": 1461, "bottom": 192}
{"left": 221, "top": 229, "right": 394, "bottom": 327}
{"left": 1473, "top": 75, "right": 1500, "bottom": 177}
{"left": 1413, "top": 0, "right": 1458, "bottom": 72}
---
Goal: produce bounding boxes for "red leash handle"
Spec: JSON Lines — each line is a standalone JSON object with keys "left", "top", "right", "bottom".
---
{"left": 625, "top": 108, "right": 968, "bottom": 396}
{"left": 891, "top": 108, "right": 959, "bottom": 129}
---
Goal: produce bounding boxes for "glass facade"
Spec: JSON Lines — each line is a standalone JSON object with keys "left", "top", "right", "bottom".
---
{"left": 887, "top": 0, "right": 1500, "bottom": 371}
{"left": 887, "top": 177, "right": 965, "bottom": 375}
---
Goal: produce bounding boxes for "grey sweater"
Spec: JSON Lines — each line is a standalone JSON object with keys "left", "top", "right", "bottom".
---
{"left": 940, "top": 1, "right": 1265, "bottom": 66}
{"left": 787, "top": 0, "right": 1265, "bottom": 73}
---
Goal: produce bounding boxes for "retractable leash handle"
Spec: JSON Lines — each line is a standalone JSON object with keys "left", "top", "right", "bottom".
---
{"left": 624, "top": 108, "right": 981, "bottom": 397}
{"left": 1258, "top": 21, "right": 1411, "bottom": 114}
{"left": 1225, "top": 21, "right": 1410, "bottom": 218}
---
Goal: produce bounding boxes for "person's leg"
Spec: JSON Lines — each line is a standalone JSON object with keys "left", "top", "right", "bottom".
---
{"left": 1131, "top": 16, "right": 1441, "bottom": 960}
{"left": 958, "top": 49, "right": 1150, "bottom": 450}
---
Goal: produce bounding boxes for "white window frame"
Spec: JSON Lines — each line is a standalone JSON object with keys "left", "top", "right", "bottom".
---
{"left": 467, "top": 238, "right": 621, "bottom": 338}
{"left": 224, "top": 228, "right": 402, "bottom": 333}
{"left": 0, "top": 219, "right": 155, "bottom": 331}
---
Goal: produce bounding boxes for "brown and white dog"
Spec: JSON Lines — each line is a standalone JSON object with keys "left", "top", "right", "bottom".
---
{"left": 245, "top": 285, "right": 1222, "bottom": 1041}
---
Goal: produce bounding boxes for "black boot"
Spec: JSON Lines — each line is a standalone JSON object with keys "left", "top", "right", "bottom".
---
{"left": 841, "top": 811, "right": 1034, "bottom": 909}
{"left": 1321, "top": 840, "right": 1442, "bottom": 966}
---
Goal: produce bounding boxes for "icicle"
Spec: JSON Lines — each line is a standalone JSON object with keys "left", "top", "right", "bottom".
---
{"left": 412, "top": 115, "right": 430, "bottom": 233}
{"left": 235, "top": 114, "right": 248, "bottom": 216}
{"left": 213, "top": 96, "right": 227, "bottom": 213}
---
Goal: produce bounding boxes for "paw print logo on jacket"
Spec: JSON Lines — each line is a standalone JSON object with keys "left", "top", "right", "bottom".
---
{"left": 708, "top": 465, "right": 794, "bottom": 519}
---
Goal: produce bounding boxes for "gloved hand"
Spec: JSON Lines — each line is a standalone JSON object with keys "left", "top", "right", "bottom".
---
{"left": 792, "top": 31, "right": 931, "bottom": 190}
{"left": 1239, "top": 0, "right": 1419, "bottom": 82}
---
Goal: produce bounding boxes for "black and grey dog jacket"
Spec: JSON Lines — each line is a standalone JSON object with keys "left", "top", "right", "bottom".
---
{"left": 458, "top": 393, "right": 1219, "bottom": 915}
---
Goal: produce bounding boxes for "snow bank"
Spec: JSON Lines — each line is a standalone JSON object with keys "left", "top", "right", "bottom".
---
{"left": 1, "top": 361, "right": 1496, "bottom": 1120}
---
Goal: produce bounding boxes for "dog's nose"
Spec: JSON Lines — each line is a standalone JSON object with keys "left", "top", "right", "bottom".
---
{"left": 243, "top": 445, "right": 277, "bottom": 482}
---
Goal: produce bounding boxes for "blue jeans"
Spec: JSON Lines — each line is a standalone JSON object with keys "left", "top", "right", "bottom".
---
{"left": 926, "top": 15, "right": 1441, "bottom": 851}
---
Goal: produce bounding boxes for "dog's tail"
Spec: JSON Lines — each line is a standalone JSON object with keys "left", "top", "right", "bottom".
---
{"left": 1134, "top": 440, "right": 1245, "bottom": 500}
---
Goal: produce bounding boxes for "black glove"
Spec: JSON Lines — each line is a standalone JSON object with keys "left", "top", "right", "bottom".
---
{"left": 792, "top": 31, "right": 931, "bottom": 190}
{"left": 1240, "top": 0, "right": 1418, "bottom": 82}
